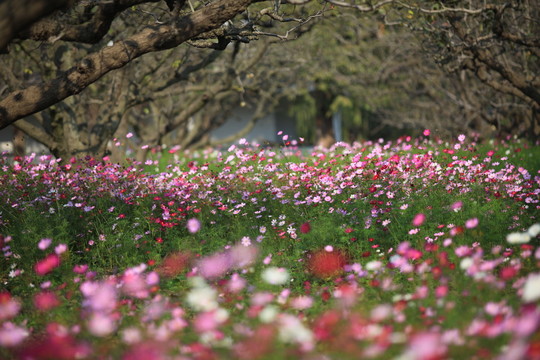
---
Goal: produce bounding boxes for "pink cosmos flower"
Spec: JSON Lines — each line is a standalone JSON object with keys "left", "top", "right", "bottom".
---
{"left": 35, "top": 253, "right": 61, "bottom": 276}
{"left": 406, "top": 332, "right": 446, "bottom": 359}
{"left": 229, "top": 244, "right": 258, "bottom": 268}
{"left": 423, "top": 129, "right": 431, "bottom": 136}
{"left": 194, "top": 310, "right": 222, "bottom": 333}
{"left": 251, "top": 292, "right": 275, "bottom": 306}
{"left": 82, "top": 281, "right": 117, "bottom": 313}
{"left": 73, "top": 264, "right": 89, "bottom": 274}
{"left": 38, "top": 238, "right": 52, "bottom": 250}
{"left": 187, "top": 218, "right": 201, "bottom": 233}
{"left": 122, "top": 271, "right": 149, "bottom": 299}
{"left": 454, "top": 246, "right": 471, "bottom": 258}
{"left": 435, "top": 285, "right": 449, "bottom": 298}
{"left": 241, "top": 236, "right": 251, "bottom": 247}
{"left": 290, "top": 296, "right": 313, "bottom": 310}
{"left": 198, "top": 253, "right": 231, "bottom": 279}
{"left": 54, "top": 244, "right": 67, "bottom": 255}
{"left": 0, "top": 293, "right": 21, "bottom": 321}
{"left": 450, "top": 201, "right": 463, "bottom": 211}
{"left": 227, "top": 273, "right": 246, "bottom": 293}
{"left": 465, "top": 217, "right": 479, "bottom": 229}
{"left": 412, "top": 213, "right": 426, "bottom": 227}
{"left": 0, "top": 322, "right": 29, "bottom": 347}
{"left": 146, "top": 271, "right": 160, "bottom": 286}
{"left": 87, "top": 312, "right": 117, "bottom": 337}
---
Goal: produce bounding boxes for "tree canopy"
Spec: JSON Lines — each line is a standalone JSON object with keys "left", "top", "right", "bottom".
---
{"left": 0, "top": 0, "right": 538, "bottom": 159}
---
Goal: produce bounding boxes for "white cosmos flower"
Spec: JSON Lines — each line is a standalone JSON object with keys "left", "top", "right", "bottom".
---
{"left": 365, "top": 260, "right": 382, "bottom": 271}
{"left": 522, "top": 273, "right": 540, "bottom": 302}
{"left": 261, "top": 267, "right": 289, "bottom": 285}
{"left": 528, "top": 223, "right": 540, "bottom": 238}
{"left": 278, "top": 314, "right": 313, "bottom": 345}
{"left": 259, "top": 305, "right": 279, "bottom": 323}
{"left": 186, "top": 277, "right": 218, "bottom": 312}
{"left": 506, "top": 232, "right": 531, "bottom": 244}
{"left": 460, "top": 257, "right": 474, "bottom": 270}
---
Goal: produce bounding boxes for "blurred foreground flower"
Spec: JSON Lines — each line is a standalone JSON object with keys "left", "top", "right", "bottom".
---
{"left": 157, "top": 251, "right": 191, "bottom": 278}
{"left": 261, "top": 267, "right": 289, "bottom": 285}
{"left": 198, "top": 244, "right": 258, "bottom": 279}
{"left": 34, "top": 253, "right": 61, "bottom": 276}
{"left": 34, "top": 291, "right": 60, "bottom": 312}
{"left": 187, "top": 218, "right": 201, "bottom": 233}
{"left": 87, "top": 312, "right": 117, "bottom": 337}
{"left": 412, "top": 213, "right": 426, "bottom": 227}
{"left": 0, "top": 292, "right": 21, "bottom": 321}
{"left": 0, "top": 322, "right": 28, "bottom": 347}
{"left": 522, "top": 273, "right": 540, "bottom": 303}
{"left": 186, "top": 277, "right": 219, "bottom": 312}
{"left": 307, "top": 249, "right": 347, "bottom": 279}
{"left": 507, "top": 223, "right": 539, "bottom": 244}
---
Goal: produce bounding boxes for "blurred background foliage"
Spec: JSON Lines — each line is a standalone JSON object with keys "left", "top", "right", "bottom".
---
{"left": 0, "top": 0, "right": 538, "bottom": 159}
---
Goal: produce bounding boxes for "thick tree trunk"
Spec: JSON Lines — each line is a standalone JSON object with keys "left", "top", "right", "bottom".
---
{"left": 315, "top": 115, "right": 335, "bottom": 148}
{"left": 12, "top": 127, "right": 25, "bottom": 157}
{"left": 312, "top": 89, "right": 335, "bottom": 148}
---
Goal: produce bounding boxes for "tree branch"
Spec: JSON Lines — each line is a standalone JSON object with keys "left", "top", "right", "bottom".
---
{"left": 0, "top": 0, "right": 254, "bottom": 130}
{"left": 17, "top": 0, "right": 161, "bottom": 44}
{"left": 0, "top": 0, "right": 74, "bottom": 51}
{"left": 12, "top": 117, "right": 58, "bottom": 152}
{"left": 209, "top": 93, "right": 270, "bottom": 146}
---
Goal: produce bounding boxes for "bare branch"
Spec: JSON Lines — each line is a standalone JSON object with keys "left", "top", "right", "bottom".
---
{"left": 324, "top": 0, "right": 500, "bottom": 15}
{"left": 13, "top": 117, "right": 58, "bottom": 152}
{"left": 18, "top": 0, "right": 162, "bottom": 44}
{"left": 260, "top": 8, "right": 303, "bottom": 22}
{"left": 254, "top": 7, "right": 327, "bottom": 40}
{"left": 0, "top": 0, "right": 254, "bottom": 130}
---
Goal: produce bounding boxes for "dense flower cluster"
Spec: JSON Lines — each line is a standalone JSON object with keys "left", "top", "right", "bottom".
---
{"left": 0, "top": 134, "right": 539, "bottom": 359}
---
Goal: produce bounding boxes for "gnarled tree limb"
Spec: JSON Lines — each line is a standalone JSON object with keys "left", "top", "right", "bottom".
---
{"left": 0, "top": 0, "right": 74, "bottom": 51}
{"left": 0, "top": 0, "right": 253, "bottom": 130}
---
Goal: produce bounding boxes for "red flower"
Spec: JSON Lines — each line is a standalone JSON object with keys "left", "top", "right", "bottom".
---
{"left": 157, "top": 251, "right": 191, "bottom": 278}
{"left": 313, "top": 310, "right": 341, "bottom": 341}
{"left": 307, "top": 249, "right": 347, "bottom": 279}
{"left": 34, "top": 291, "right": 60, "bottom": 311}
{"left": 300, "top": 222, "right": 311, "bottom": 234}
{"left": 499, "top": 266, "right": 518, "bottom": 280}
{"left": 34, "top": 254, "right": 60, "bottom": 276}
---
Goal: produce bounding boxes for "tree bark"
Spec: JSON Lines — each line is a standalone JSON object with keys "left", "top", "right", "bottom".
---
{"left": 0, "top": 0, "right": 253, "bottom": 130}
{"left": 312, "top": 89, "right": 335, "bottom": 148}
{"left": 0, "top": 0, "right": 73, "bottom": 51}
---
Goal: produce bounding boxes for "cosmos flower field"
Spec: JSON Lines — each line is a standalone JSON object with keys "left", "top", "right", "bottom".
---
{"left": 0, "top": 133, "right": 539, "bottom": 359}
